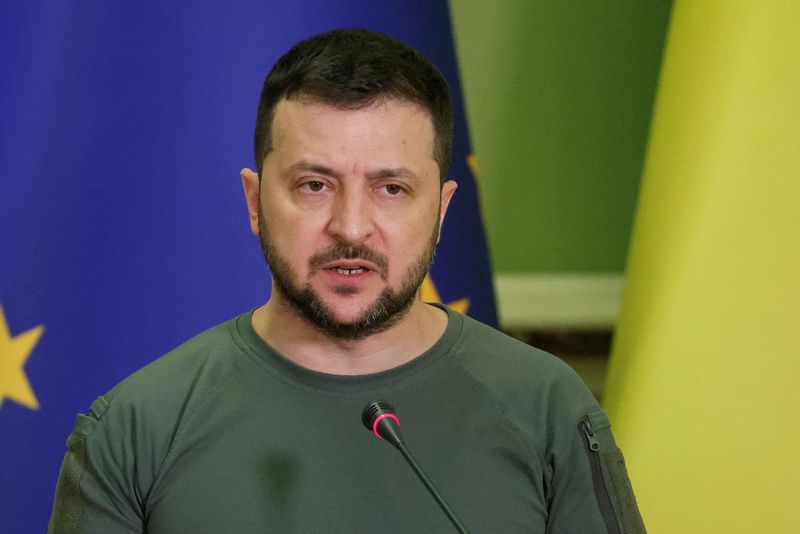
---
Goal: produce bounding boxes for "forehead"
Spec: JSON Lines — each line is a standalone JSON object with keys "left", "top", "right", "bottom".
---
{"left": 268, "top": 97, "right": 436, "bottom": 165}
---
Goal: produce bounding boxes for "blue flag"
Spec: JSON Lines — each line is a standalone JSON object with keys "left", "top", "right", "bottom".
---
{"left": 0, "top": 2, "right": 496, "bottom": 530}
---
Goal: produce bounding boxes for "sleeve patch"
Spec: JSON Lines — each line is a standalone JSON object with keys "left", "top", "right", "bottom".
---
{"left": 48, "top": 433, "right": 88, "bottom": 534}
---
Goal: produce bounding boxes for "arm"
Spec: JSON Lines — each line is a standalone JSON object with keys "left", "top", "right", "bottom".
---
{"left": 49, "top": 396, "right": 145, "bottom": 534}
{"left": 546, "top": 407, "right": 645, "bottom": 534}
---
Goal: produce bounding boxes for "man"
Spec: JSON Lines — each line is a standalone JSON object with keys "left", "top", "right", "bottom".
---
{"left": 50, "top": 29, "right": 644, "bottom": 533}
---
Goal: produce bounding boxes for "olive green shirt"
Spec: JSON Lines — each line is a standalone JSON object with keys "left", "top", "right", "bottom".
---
{"left": 50, "top": 306, "right": 644, "bottom": 533}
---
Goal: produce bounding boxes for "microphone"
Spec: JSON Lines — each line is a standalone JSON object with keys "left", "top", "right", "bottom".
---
{"left": 361, "top": 400, "right": 470, "bottom": 534}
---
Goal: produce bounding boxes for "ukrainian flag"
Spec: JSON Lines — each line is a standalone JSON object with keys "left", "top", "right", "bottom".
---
{"left": 604, "top": 2, "right": 800, "bottom": 532}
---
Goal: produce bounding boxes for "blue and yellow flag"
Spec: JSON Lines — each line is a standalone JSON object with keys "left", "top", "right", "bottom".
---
{"left": 0, "top": 2, "right": 496, "bottom": 531}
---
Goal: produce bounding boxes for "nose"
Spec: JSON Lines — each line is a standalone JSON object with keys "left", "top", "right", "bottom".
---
{"left": 325, "top": 185, "right": 375, "bottom": 244}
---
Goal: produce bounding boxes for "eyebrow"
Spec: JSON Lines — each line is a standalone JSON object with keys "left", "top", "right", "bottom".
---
{"left": 287, "top": 160, "right": 419, "bottom": 182}
{"left": 367, "top": 167, "right": 419, "bottom": 181}
{"left": 287, "top": 161, "right": 342, "bottom": 179}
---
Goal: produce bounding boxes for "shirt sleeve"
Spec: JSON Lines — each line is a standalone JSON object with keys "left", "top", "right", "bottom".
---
{"left": 48, "top": 396, "right": 145, "bottom": 534}
{"left": 545, "top": 405, "right": 646, "bottom": 534}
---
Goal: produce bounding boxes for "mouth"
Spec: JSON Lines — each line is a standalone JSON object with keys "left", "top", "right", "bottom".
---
{"left": 309, "top": 244, "right": 389, "bottom": 281}
{"left": 323, "top": 260, "right": 375, "bottom": 275}
{"left": 318, "top": 260, "right": 380, "bottom": 284}
{"left": 332, "top": 266, "right": 368, "bottom": 276}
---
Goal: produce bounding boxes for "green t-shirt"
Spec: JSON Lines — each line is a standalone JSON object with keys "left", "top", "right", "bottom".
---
{"left": 50, "top": 306, "right": 644, "bottom": 533}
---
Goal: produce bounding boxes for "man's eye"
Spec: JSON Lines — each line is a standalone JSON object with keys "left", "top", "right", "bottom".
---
{"left": 304, "top": 181, "right": 325, "bottom": 192}
{"left": 384, "top": 184, "right": 403, "bottom": 195}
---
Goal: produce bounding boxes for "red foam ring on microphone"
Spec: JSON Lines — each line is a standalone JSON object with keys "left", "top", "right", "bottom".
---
{"left": 372, "top": 413, "right": 400, "bottom": 439}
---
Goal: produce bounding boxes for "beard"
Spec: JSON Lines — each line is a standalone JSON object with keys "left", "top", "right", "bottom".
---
{"left": 258, "top": 209, "right": 439, "bottom": 341}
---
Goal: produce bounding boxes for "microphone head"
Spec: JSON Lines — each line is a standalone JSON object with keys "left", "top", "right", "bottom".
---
{"left": 362, "top": 400, "right": 404, "bottom": 447}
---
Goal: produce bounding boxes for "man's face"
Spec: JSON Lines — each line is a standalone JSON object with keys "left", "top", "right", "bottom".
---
{"left": 243, "top": 97, "right": 457, "bottom": 340}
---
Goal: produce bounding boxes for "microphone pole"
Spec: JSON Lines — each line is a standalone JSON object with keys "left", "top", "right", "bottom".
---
{"left": 362, "top": 400, "right": 470, "bottom": 534}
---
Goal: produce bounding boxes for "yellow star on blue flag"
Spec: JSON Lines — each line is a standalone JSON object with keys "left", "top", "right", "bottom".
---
{"left": 0, "top": 305, "right": 44, "bottom": 410}
{"left": 421, "top": 274, "right": 470, "bottom": 314}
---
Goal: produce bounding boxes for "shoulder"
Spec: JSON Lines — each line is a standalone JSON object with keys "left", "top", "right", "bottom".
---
{"left": 104, "top": 315, "right": 245, "bottom": 409}
{"left": 453, "top": 314, "right": 595, "bottom": 404}
{"left": 449, "top": 313, "right": 600, "bottom": 436}
{"left": 63, "top": 314, "right": 253, "bottom": 506}
{"left": 78, "top": 314, "right": 251, "bottom": 444}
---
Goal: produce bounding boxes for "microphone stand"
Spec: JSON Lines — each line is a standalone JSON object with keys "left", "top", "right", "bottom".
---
{"left": 394, "top": 441, "right": 469, "bottom": 534}
{"left": 363, "top": 400, "right": 470, "bottom": 534}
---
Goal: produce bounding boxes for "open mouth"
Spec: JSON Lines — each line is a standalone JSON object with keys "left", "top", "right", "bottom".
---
{"left": 311, "top": 245, "right": 387, "bottom": 280}
{"left": 334, "top": 267, "right": 367, "bottom": 275}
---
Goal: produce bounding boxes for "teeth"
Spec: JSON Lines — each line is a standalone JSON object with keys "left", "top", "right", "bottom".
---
{"left": 335, "top": 267, "right": 366, "bottom": 275}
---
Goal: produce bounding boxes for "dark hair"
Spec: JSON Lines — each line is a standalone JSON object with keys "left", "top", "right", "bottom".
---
{"left": 253, "top": 28, "right": 453, "bottom": 183}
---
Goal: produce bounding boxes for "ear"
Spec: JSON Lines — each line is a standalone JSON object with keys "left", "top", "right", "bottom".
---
{"left": 436, "top": 179, "right": 458, "bottom": 242}
{"left": 240, "top": 167, "right": 261, "bottom": 237}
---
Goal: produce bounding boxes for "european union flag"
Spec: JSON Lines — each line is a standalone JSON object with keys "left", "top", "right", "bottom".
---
{"left": 0, "top": 2, "right": 496, "bottom": 531}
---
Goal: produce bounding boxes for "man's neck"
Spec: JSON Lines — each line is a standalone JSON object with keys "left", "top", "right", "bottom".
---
{"left": 250, "top": 296, "right": 449, "bottom": 375}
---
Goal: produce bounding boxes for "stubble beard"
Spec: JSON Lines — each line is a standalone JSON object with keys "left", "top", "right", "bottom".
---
{"left": 257, "top": 209, "right": 440, "bottom": 342}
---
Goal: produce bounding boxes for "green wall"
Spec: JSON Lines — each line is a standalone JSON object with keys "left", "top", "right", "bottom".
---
{"left": 450, "top": 1, "right": 672, "bottom": 273}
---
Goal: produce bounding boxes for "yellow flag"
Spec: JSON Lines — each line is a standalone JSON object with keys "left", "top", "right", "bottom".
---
{"left": 603, "top": 2, "right": 800, "bottom": 532}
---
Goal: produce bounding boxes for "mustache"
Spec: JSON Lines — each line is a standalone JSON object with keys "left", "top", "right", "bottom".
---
{"left": 308, "top": 243, "right": 389, "bottom": 279}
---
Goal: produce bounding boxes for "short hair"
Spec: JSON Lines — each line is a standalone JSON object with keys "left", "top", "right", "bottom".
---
{"left": 253, "top": 28, "right": 453, "bottom": 183}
